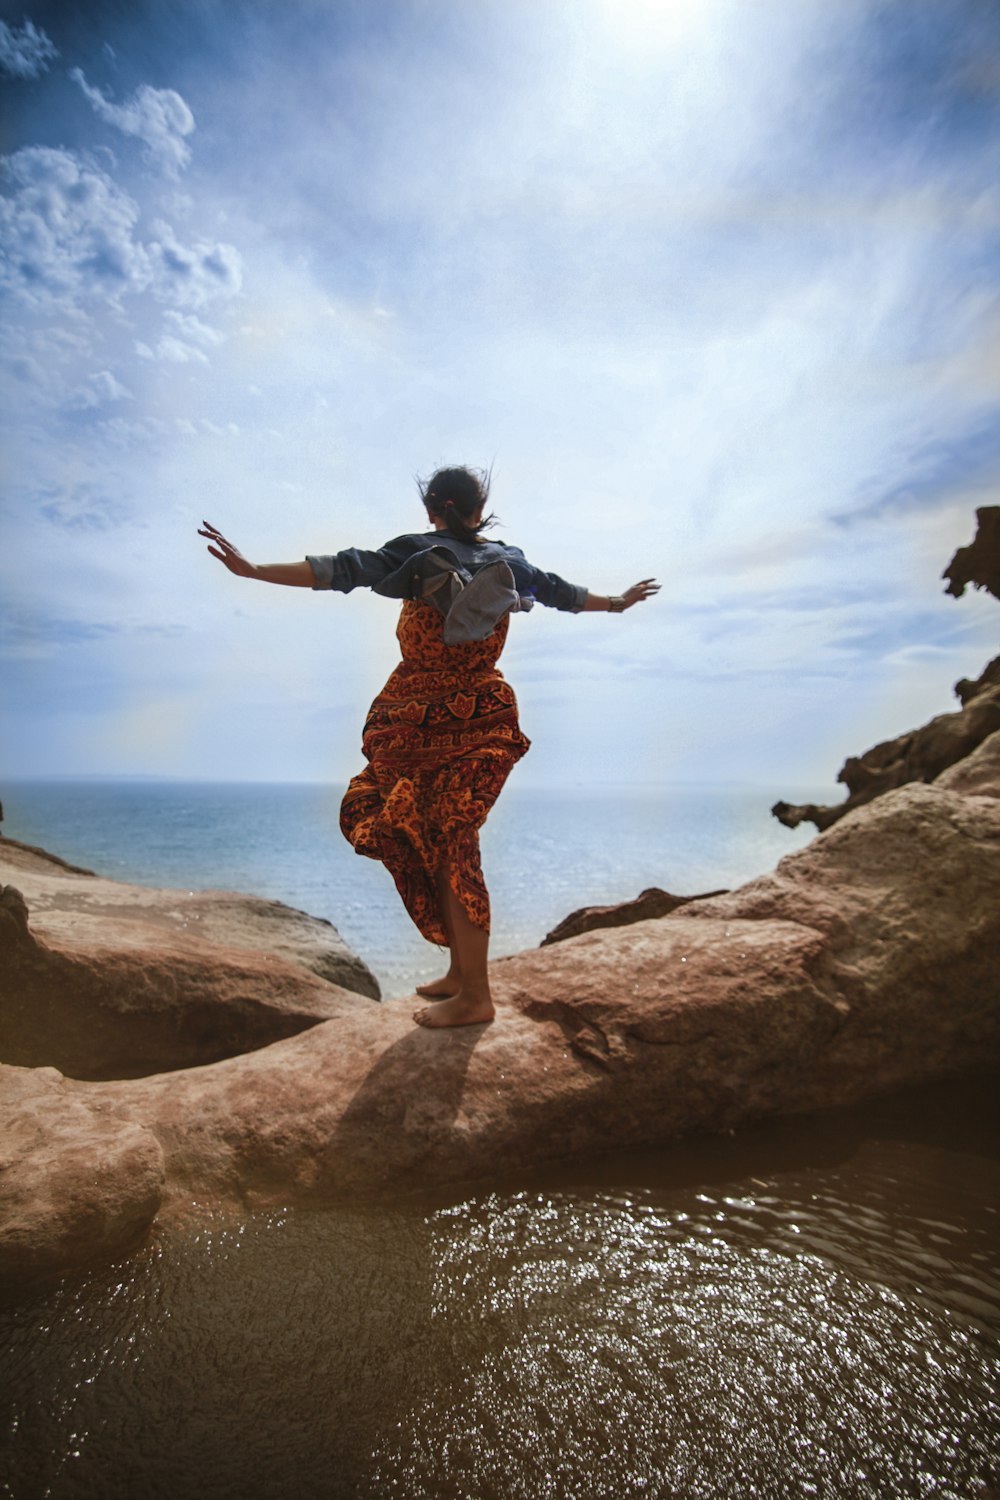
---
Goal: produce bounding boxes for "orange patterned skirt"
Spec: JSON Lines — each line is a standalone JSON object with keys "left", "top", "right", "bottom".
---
{"left": 339, "top": 599, "right": 530, "bottom": 944}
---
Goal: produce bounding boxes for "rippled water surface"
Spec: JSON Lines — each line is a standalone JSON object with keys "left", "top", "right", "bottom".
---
{"left": 3, "top": 1080, "right": 998, "bottom": 1500}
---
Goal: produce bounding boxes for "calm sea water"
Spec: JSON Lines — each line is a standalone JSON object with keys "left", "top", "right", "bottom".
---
{"left": 0, "top": 777, "right": 825, "bottom": 998}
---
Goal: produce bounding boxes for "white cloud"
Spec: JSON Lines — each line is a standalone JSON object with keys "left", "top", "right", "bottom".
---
{"left": 137, "top": 334, "right": 208, "bottom": 364}
{"left": 163, "top": 310, "right": 225, "bottom": 347}
{"left": 0, "top": 147, "right": 150, "bottom": 305}
{"left": 37, "top": 481, "right": 132, "bottom": 531}
{"left": 134, "top": 312, "right": 227, "bottom": 364}
{"left": 70, "top": 69, "right": 195, "bottom": 177}
{"left": 0, "top": 18, "right": 57, "bottom": 78}
{"left": 67, "top": 369, "right": 134, "bottom": 409}
{"left": 0, "top": 147, "right": 243, "bottom": 323}
{"left": 148, "top": 220, "right": 243, "bottom": 307}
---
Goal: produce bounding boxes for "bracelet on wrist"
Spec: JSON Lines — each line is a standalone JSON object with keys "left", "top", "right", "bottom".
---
{"left": 608, "top": 596, "right": 626, "bottom": 613}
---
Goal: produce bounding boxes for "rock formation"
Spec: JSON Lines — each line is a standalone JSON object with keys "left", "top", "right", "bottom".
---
{"left": 3, "top": 728, "right": 998, "bottom": 1285}
{"left": 541, "top": 886, "right": 728, "bottom": 944}
{"left": 0, "top": 838, "right": 380, "bottom": 1081}
{"left": 943, "top": 504, "right": 1000, "bottom": 599}
{"left": 772, "top": 674, "right": 1000, "bottom": 831}
{"left": 773, "top": 505, "right": 1000, "bottom": 834}
{"left": 955, "top": 654, "right": 1000, "bottom": 707}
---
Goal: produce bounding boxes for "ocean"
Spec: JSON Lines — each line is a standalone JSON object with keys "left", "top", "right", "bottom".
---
{"left": 0, "top": 777, "right": 825, "bottom": 998}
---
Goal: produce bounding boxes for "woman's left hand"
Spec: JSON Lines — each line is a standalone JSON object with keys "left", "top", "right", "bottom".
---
{"left": 622, "top": 578, "right": 661, "bottom": 608}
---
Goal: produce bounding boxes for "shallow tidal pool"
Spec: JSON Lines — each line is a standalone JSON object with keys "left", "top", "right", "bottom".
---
{"left": 3, "top": 1077, "right": 998, "bottom": 1500}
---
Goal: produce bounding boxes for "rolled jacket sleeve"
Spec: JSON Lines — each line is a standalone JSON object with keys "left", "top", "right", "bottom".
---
{"left": 306, "top": 537, "right": 418, "bottom": 593}
{"left": 530, "top": 572, "right": 588, "bottom": 612}
{"left": 506, "top": 548, "right": 587, "bottom": 611}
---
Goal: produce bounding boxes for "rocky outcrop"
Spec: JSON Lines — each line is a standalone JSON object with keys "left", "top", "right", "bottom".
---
{"left": 0, "top": 839, "right": 380, "bottom": 1081}
{"left": 956, "top": 654, "right": 1000, "bottom": 708}
{"left": 772, "top": 669, "right": 1000, "bottom": 831}
{"left": 773, "top": 507, "right": 1000, "bottom": 834}
{"left": 4, "top": 728, "right": 997, "bottom": 1284}
{"left": 942, "top": 505, "right": 1000, "bottom": 600}
{"left": 541, "top": 885, "right": 728, "bottom": 944}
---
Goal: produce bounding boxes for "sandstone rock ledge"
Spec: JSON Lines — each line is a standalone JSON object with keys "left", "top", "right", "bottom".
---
{"left": 3, "top": 731, "right": 998, "bottom": 1286}
{"left": 0, "top": 839, "right": 382, "bottom": 1282}
{"left": 0, "top": 837, "right": 380, "bottom": 1082}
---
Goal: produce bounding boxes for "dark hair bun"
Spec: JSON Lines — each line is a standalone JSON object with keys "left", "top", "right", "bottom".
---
{"left": 419, "top": 466, "right": 495, "bottom": 544}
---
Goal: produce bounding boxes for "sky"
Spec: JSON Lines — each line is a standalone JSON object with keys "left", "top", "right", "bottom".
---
{"left": 1, "top": 0, "right": 998, "bottom": 791}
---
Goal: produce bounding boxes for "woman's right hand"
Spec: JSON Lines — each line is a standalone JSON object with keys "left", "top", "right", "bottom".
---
{"left": 199, "top": 521, "right": 258, "bottom": 579}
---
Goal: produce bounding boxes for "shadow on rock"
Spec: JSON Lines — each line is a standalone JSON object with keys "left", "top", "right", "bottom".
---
{"left": 332, "top": 1020, "right": 491, "bottom": 1187}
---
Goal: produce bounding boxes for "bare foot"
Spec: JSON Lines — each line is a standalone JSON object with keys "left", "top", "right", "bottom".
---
{"left": 413, "top": 993, "right": 495, "bottom": 1028}
{"left": 415, "top": 976, "right": 462, "bottom": 1000}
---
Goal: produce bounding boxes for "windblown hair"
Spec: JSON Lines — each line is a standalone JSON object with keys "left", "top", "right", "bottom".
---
{"left": 419, "top": 465, "right": 496, "bottom": 545}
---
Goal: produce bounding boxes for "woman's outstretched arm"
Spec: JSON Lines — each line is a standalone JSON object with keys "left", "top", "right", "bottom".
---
{"left": 198, "top": 521, "right": 315, "bottom": 586}
{"left": 581, "top": 578, "right": 660, "bottom": 612}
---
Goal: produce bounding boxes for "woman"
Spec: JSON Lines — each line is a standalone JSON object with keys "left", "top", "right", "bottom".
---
{"left": 199, "top": 466, "right": 658, "bottom": 1029}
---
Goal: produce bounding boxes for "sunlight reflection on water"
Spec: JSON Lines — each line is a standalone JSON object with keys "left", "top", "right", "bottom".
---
{"left": 3, "top": 1083, "right": 998, "bottom": 1500}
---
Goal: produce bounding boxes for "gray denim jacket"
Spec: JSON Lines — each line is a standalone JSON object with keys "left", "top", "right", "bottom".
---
{"left": 306, "top": 532, "right": 588, "bottom": 613}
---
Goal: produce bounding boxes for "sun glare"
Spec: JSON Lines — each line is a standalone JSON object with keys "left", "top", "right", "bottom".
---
{"left": 598, "top": 0, "right": 715, "bottom": 50}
